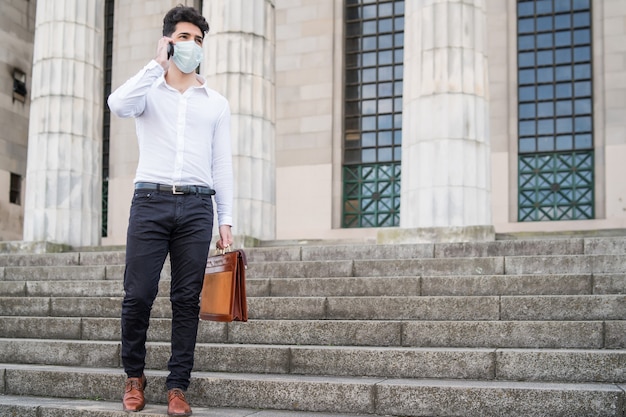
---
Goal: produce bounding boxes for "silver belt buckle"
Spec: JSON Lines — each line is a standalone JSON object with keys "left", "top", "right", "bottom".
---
{"left": 172, "top": 185, "right": 184, "bottom": 195}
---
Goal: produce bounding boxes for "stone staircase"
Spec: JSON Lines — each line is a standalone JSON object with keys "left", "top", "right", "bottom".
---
{"left": 0, "top": 237, "right": 625, "bottom": 416}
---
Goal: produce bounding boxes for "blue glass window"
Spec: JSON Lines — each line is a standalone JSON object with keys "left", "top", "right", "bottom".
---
{"left": 517, "top": 0, "right": 594, "bottom": 222}
{"left": 344, "top": 0, "right": 404, "bottom": 228}
{"left": 538, "top": 102, "right": 554, "bottom": 117}
{"left": 517, "top": 0, "right": 593, "bottom": 153}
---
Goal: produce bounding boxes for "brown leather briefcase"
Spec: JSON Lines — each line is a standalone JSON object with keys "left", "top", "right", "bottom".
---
{"left": 199, "top": 249, "right": 248, "bottom": 322}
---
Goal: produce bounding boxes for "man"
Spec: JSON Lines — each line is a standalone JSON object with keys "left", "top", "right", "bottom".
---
{"left": 107, "top": 5, "right": 233, "bottom": 416}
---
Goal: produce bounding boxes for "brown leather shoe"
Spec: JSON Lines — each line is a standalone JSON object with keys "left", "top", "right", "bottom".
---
{"left": 122, "top": 374, "right": 147, "bottom": 412}
{"left": 168, "top": 388, "right": 192, "bottom": 416}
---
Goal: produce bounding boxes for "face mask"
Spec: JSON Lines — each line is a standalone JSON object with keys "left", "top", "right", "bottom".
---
{"left": 171, "top": 40, "right": 203, "bottom": 73}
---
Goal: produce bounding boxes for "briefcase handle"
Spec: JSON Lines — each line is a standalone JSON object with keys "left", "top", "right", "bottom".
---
{"left": 214, "top": 245, "right": 230, "bottom": 255}
{"left": 214, "top": 245, "right": 247, "bottom": 269}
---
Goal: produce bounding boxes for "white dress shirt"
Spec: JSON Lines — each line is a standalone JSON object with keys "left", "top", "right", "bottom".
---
{"left": 108, "top": 60, "right": 233, "bottom": 227}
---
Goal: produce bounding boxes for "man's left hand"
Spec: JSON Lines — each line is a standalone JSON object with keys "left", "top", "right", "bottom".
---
{"left": 216, "top": 225, "right": 233, "bottom": 249}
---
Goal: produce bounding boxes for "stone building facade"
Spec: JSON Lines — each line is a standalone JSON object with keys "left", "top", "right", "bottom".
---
{"left": 1, "top": 0, "right": 625, "bottom": 247}
{"left": 0, "top": 0, "right": 36, "bottom": 240}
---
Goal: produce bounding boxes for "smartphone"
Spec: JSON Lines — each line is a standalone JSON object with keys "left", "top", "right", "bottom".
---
{"left": 167, "top": 43, "right": 174, "bottom": 59}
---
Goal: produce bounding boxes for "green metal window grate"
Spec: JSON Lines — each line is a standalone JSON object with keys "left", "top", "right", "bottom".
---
{"left": 342, "top": 0, "right": 404, "bottom": 228}
{"left": 343, "top": 163, "right": 400, "bottom": 228}
{"left": 517, "top": 0, "right": 594, "bottom": 221}
{"left": 519, "top": 151, "right": 594, "bottom": 221}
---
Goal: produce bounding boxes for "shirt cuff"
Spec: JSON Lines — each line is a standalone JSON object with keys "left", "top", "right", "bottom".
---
{"left": 219, "top": 217, "right": 233, "bottom": 227}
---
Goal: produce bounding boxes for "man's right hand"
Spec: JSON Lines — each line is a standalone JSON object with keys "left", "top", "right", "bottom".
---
{"left": 156, "top": 37, "right": 173, "bottom": 71}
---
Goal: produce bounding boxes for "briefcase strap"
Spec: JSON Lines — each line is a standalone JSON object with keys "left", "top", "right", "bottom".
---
{"left": 236, "top": 249, "right": 247, "bottom": 269}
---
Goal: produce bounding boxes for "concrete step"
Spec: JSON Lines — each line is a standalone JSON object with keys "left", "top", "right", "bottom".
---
{"left": 3, "top": 273, "right": 623, "bottom": 298}
{"left": 0, "top": 264, "right": 166, "bottom": 281}
{"left": 0, "top": 394, "right": 372, "bottom": 417}
{"left": 253, "top": 294, "right": 626, "bottom": 321}
{"left": 435, "top": 236, "right": 626, "bottom": 257}
{"left": 253, "top": 273, "right": 625, "bottom": 296}
{"left": 1, "top": 316, "right": 624, "bottom": 349}
{"left": 223, "top": 254, "right": 624, "bottom": 279}
{"left": 0, "top": 364, "right": 623, "bottom": 416}
{"left": 1, "top": 339, "right": 624, "bottom": 383}
{"left": 173, "top": 237, "right": 626, "bottom": 262}
{"left": 1, "top": 294, "right": 624, "bottom": 321}
{"left": 0, "top": 265, "right": 108, "bottom": 281}
{"left": 0, "top": 280, "right": 125, "bottom": 297}
{"left": 2, "top": 257, "right": 505, "bottom": 280}
{"left": 3, "top": 254, "right": 624, "bottom": 282}
{"left": 1, "top": 273, "right": 619, "bottom": 298}
{"left": 1, "top": 237, "right": 624, "bottom": 267}
{"left": 252, "top": 257, "right": 506, "bottom": 278}
{"left": 0, "top": 252, "right": 82, "bottom": 267}
{"left": 2, "top": 237, "right": 625, "bottom": 416}
{"left": 353, "top": 254, "right": 626, "bottom": 277}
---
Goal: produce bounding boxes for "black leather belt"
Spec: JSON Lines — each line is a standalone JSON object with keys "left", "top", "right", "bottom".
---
{"left": 135, "top": 182, "right": 215, "bottom": 195}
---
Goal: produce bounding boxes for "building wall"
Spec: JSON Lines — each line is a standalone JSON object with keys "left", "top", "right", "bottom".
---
{"left": 275, "top": 0, "right": 379, "bottom": 241}
{"left": 0, "top": 0, "right": 36, "bottom": 241}
{"left": 489, "top": 0, "right": 626, "bottom": 234}
{"left": 600, "top": 0, "right": 626, "bottom": 223}
{"left": 2, "top": 0, "right": 626, "bottom": 245}
{"left": 486, "top": 0, "right": 512, "bottom": 230}
{"left": 274, "top": 0, "right": 626, "bottom": 240}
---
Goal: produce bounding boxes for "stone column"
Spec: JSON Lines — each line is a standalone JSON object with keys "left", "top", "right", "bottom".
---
{"left": 395, "top": 0, "right": 492, "bottom": 241}
{"left": 23, "top": 0, "right": 104, "bottom": 247}
{"left": 203, "top": 0, "right": 276, "bottom": 242}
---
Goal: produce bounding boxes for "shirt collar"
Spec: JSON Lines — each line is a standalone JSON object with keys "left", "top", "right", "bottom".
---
{"left": 157, "top": 73, "right": 210, "bottom": 96}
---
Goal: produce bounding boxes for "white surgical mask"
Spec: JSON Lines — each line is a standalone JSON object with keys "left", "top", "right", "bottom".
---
{"left": 171, "top": 40, "right": 203, "bottom": 73}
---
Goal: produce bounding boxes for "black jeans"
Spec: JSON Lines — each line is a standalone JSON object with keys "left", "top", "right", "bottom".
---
{"left": 121, "top": 189, "right": 213, "bottom": 390}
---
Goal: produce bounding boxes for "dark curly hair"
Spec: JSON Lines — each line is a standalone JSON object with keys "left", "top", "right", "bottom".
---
{"left": 162, "top": 4, "right": 209, "bottom": 38}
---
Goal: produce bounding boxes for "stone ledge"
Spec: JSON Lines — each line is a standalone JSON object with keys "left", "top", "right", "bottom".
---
{"left": 497, "top": 228, "right": 626, "bottom": 240}
{"left": 377, "top": 226, "right": 496, "bottom": 244}
{"left": 0, "top": 241, "right": 71, "bottom": 254}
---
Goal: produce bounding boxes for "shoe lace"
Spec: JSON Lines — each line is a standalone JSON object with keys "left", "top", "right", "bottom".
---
{"left": 170, "top": 388, "right": 186, "bottom": 400}
{"left": 125, "top": 378, "right": 143, "bottom": 392}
